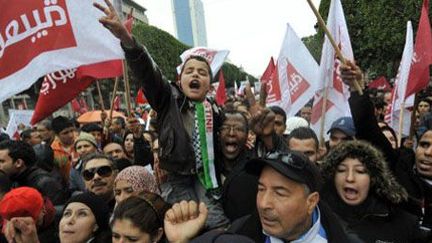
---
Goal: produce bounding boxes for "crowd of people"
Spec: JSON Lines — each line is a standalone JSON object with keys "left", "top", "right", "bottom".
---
{"left": 0, "top": 1, "right": 431, "bottom": 242}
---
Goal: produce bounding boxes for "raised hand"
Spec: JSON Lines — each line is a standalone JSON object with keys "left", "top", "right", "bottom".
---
{"left": 93, "top": 0, "right": 134, "bottom": 47}
{"left": 164, "top": 201, "right": 208, "bottom": 243}
{"left": 244, "top": 82, "right": 275, "bottom": 136}
{"left": 340, "top": 60, "right": 365, "bottom": 91}
{"left": 126, "top": 117, "right": 143, "bottom": 139}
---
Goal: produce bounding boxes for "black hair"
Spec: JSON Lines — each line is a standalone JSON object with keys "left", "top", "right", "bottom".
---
{"left": 0, "top": 171, "right": 12, "bottom": 195}
{"left": 269, "top": 106, "right": 287, "bottom": 124}
{"left": 33, "top": 144, "right": 54, "bottom": 172}
{"left": 221, "top": 109, "right": 249, "bottom": 133}
{"left": 179, "top": 55, "right": 213, "bottom": 80}
{"left": 0, "top": 140, "right": 36, "bottom": 167}
{"left": 287, "top": 127, "right": 319, "bottom": 150}
{"left": 112, "top": 192, "right": 171, "bottom": 241}
{"left": 81, "top": 123, "right": 103, "bottom": 133}
{"left": 38, "top": 119, "right": 53, "bottom": 131}
{"left": 82, "top": 152, "right": 117, "bottom": 170}
{"left": 20, "top": 128, "right": 36, "bottom": 141}
{"left": 113, "top": 117, "right": 126, "bottom": 129}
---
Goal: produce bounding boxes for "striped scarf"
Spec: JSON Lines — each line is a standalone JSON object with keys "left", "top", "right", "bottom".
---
{"left": 193, "top": 100, "right": 218, "bottom": 190}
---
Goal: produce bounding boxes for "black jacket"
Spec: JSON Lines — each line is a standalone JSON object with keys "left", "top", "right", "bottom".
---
{"left": 228, "top": 202, "right": 358, "bottom": 242}
{"left": 349, "top": 91, "right": 432, "bottom": 231}
{"left": 13, "top": 166, "right": 69, "bottom": 205}
{"left": 124, "top": 41, "right": 222, "bottom": 175}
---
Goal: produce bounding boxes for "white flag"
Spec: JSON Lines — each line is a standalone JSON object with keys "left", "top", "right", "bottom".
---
{"left": 270, "top": 24, "right": 319, "bottom": 117}
{"left": 0, "top": 0, "right": 124, "bottom": 103}
{"left": 385, "top": 21, "right": 414, "bottom": 137}
{"left": 176, "top": 47, "right": 229, "bottom": 78}
{"left": 311, "top": 0, "right": 354, "bottom": 139}
{"left": 5, "top": 109, "right": 34, "bottom": 139}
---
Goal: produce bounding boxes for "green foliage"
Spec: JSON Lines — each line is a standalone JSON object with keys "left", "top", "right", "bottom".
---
{"left": 305, "top": 0, "right": 429, "bottom": 79}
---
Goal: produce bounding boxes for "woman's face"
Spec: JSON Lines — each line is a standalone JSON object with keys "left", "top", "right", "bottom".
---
{"left": 418, "top": 101, "right": 431, "bottom": 115}
{"left": 59, "top": 202, "right": 97, "bottom": 243}
{"left": 112, "top": 219, "right": 153, "bottom": 243}
{"left": 114, "top": 179, "right": 137, "bottom": 203}
{"left": 334, "top": 158, "right": 371, "bottom": 206}
{"left": 124, "top": 134, "right": 134, "bottom": 153}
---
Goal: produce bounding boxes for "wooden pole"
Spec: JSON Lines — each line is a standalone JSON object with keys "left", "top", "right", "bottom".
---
{"left": 122, "top": 60, "right": 132, "bottom": 117}
{"left": 409, "top": 94, "right": 420, "bottom": 140}
{"left": 319, "top": 87, "right": 329, "bottom": 147}
{"left": 397, "top": 100, "right": 406, "bottom": 147}
{"left": 96, "top": 80, "right": 105, "bottom": 111}
{"left": 110, "top": 77, "right": 120, "bottom": 121}
{"left": 306, "top": 0, "right": 363, "bottom": 95}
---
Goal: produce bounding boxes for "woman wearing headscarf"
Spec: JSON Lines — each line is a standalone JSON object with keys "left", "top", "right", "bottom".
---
{"left": 114, "top": 166, "right": 160, "bottom": 204}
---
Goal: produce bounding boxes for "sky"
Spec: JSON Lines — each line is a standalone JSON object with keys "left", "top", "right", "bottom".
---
{"left": 136, "top": 0, "right": 321, "bottom": 77}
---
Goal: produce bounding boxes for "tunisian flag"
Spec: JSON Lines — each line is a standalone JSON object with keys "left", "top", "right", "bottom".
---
{"left": 405, "top": 0, "right": 432, "bottom": 98}
{"left": 368, "top": 76, "right": 391, "bottom": 90}
{"left": 30, "top": 60, "right": 122, "bottom": 124}
{"left": 215, "top": 70, "right": 227, "bottom": 106}
{"left": 0, "top": 0, "right": 124, "bottom": 103}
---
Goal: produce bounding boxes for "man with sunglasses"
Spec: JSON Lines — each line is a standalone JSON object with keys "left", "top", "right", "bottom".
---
{"left": 81, "top": 153, "right": 118, "bottom": 212}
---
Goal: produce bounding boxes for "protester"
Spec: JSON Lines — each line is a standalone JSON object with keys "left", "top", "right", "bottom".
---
{"left": 81, "top": 153, "right": 118, "bottom": 212}
{"left": 111, "top": 192, "right": 171, "bottom": 243}
{"left": 126, "top": 117, "right": 155, "bottom": 167}
{"left": 123, "top": 131, "right": 134, "bottom": 160}
{"left": 36, "top": 119, "right": 55, "bottom": 145}
{"left": 321, "top": 140, "right": 424, "bottom": 242}
{"left": 327, "top": 116, "right": 356, "bottom": 150}
{"left": 417, "top": 98, "right": 432, "bottom": 118}
{"left": 341, "top": 61, "right": 432, "bottom": 233}
{"left": 51, "top": 116, "right": 79, "bottom": 185}
{"left": 110, "top": 117, "right": 126, "bottom": 141}
{"left": 300, "top": 105, "right": 312, "bottom": 124}
{"left": 287, "top": 127, "right": 324, "bottom": 164}
{"left": 94, "top": 0, "right": 232, "bottom": 228}
{"left": 1, "top": 187, "right": 57, "bottom": 243}
{"left": 0, "top": 140, "right": 67, "bottom": 206}
{"left": 103, "top": 142, "right": 126, "bottom": 160}
{"left": 20, "top": 128, "right": 42, "bottom": 146}
{"left": 283, "top": 116, "right": 309, "bottom": 136}
{"left": 114, "top": 165, "right": 159, "bottom": 204}
{"left": 269, "top": 106, "right": 286, "bottom": 136}
{"left": 70, "top": 132, "right": 98, "bottom": 194}
{"left": 81, "top": 123, "right": 104, "bottom": 150}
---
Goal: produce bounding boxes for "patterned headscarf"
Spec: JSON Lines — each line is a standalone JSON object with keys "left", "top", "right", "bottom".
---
{"left": 114, "top": 166, "right": 160, "bottom": 195}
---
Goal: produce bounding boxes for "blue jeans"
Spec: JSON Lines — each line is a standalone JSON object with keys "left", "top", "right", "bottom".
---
{"left": 161, "top": 173, "right": 229, "bottom": 229}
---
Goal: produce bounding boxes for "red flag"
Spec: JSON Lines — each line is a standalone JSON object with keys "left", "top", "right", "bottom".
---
{"left": 135, "top": 88, "right": 148, "bottom": 105}
{"left": 405, "top": 0, "right": 432, "bottom": 98}
{"left": 261, "top": 57, "right": 275, "bottom": 83}
{"left": 215, "top": 70, "right": 227, "bottom": 106}
{"left": 368, "top": 76, "right": 391, "bottom": 90}
{"left": 30, "top": 60, "right": 123, "bottom": 125}
{"left": 113, "top": 96, "right": 121, "bottom": 111}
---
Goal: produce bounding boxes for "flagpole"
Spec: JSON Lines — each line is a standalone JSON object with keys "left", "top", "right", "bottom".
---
{"left": 319, "top": 87, "right": 329, "bottom": 147}
{"left": 109, "top": 77, "right": 120, "bottom": 121}
{"left": 96, "top": 80, "right": 105, "bottom": 111}
{"left": 306, "top": 0, "right": 363, "bottom": 95}
{"left": 409, "top": 94, "right": 419, "bottom": 140}
{"left": 122, "top": 60, "right": 133, "bottom": 117}
{"left": 398, "top": 100, "right": 405, "bottom": 147}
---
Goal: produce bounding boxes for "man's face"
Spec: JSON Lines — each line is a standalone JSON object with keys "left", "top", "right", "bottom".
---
{"left": 29, "top": 131, "right": 42, "bottom": 146}
{"left": 329, "top": 129, "right": 350, "bottom": 149}
{"left": 103, "top": 143, "right": 125, "bottom": 160}
{"left": 89, "top": 131, "right": 102, "bottom": 146}
{"left": 0, "top": 149, "right": 19, "bottom": 177}
{"left": 58, "top": 127, "right": 76, "bottom": 146}
{"left": 76, "top": 140, "right": 97, "bottom": 157}
{"left": 273, "top": 114, "right": 286, "bottom": 136}
{"left": 300, "top": 107, "right": 312, "bottom": 123}
{"left": 83, "top": 158, "right": 117, "bottom": 200}
{"left": 180, "top": 59, "right": 211, "bottom": 102}
{"left": 257, "top": 166, "right": 318, "bottom": 241}
{"left": 36, "top": 125, "right": 54, "bottom": 143}
{"left": 415, "top": 131, "right": 432, "bottom": 178}
{"left": 220, "top": 114, "right": 248, "bottom": 160}
{"left": 288, "top": 138, "right": 318, "bottom": 163}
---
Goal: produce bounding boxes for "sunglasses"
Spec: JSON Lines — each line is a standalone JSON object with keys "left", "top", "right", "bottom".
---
{"left": 82, "top": 165, "right": 113, "bottom": 181}
{"left": 266, "top": 151, "right": 305, "bottom": 170}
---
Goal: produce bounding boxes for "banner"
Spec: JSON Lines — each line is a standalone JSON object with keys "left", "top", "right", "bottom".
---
{"left": 6, "top": 109, "right": 34, "bottom": 139}
{"left": 0, "top": 0, "right": 124, "bottom": 102}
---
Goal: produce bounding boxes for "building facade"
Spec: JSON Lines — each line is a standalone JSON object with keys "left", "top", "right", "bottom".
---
{"left": 172, "top": 0, "right": 208, "bottom": 47}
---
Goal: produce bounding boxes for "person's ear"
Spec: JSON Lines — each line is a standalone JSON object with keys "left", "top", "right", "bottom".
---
{"left": 306, "top": 191, "right": 319, "bottom": 215}
{"left": 93, "top": 224, "right": 99, "bottom": 233}
{"left": 14, "top": 159, "right": 25, "bottom": 169}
